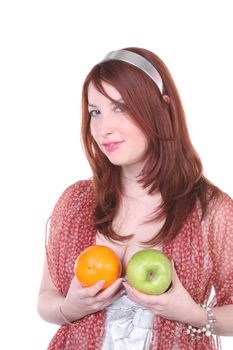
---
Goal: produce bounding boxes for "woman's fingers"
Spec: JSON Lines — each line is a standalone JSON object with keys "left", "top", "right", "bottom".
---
{"left": 97, "top": 278, "right": 124, "bottom": 300}
{"left": 100, "top": 288, "right": 125, "bottom": 310}
{"left": 123, "top": 280, "right": 171, "bottom": 310}
{"left": 74, "top": 280, "right": 104, "bottom": 300}
{"left": 63, "top": 277, "right": 124, "bottom": 319}
{"left": 79, "top": 277, "right": 123, "bottom": 300}
{"left": 85, "top": 280, "right": 106, "bottom": 297}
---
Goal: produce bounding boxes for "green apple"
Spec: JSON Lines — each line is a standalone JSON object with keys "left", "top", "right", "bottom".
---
{"left": 126, "top": 249, "right": 172, "bottom": 295}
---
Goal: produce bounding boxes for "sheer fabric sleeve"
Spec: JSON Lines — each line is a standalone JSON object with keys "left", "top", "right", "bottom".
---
{"left": 45, "top": 180, "right": 96, "bottom": 295}
{"left": 209, "top": 193, "right": 233, "bottom": 306}
{"left": 45, "top": 183, "right": 80, "bottom": 291}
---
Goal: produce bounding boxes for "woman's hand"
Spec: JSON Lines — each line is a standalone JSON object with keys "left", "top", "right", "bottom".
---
{"left": 124, "top": 262, "right": 206, "bottom": 328}
{"left": 61, "top": 277, "right": 124, "bottom": 322}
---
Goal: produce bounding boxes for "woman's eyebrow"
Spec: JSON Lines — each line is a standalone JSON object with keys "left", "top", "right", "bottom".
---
{"left": 88, "top": 98, "right": 124, "bottom": 108}
{"left": 88, "top": 103, "right": 98, "bottom": 108}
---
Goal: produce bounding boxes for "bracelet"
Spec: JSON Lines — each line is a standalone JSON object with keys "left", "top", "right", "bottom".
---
{"left": 59, "top": 304, "right": 75, "bottom": 325}
{"left": 187, "top": 304, "right": 216, "bottom": 341}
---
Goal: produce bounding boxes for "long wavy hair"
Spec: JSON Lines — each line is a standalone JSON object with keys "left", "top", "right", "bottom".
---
{"left": 81, "top": 47, "right": 220, "bottom": 246}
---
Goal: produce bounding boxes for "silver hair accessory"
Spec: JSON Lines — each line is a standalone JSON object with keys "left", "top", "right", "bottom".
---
{"left": 103, "top": 50, "right": 164, "bottom": 95}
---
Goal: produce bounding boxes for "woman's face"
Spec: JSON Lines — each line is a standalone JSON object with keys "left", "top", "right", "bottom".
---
{"left": 88, "top": 81, "right": 148, "bottom": 175}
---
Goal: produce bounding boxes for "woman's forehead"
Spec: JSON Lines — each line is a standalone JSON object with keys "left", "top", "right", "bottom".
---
{"left": 87, "top": 81, "right": 122, "bottom": 102}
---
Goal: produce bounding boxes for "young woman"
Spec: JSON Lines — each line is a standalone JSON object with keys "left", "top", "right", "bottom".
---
{"left": 37, "top": 48, "right": 233, "bottom": 349}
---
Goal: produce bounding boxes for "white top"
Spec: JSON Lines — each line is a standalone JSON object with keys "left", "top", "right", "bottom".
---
{"left": 101, "top": 294, "right": 155, "bottom": 350}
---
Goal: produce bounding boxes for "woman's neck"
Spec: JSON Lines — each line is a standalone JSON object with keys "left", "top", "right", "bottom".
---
{"left": 120, "top": 164, "right": 161, "bottom": 201}
{"left": 121, "top": 172, "right": 155, "bottom": 200}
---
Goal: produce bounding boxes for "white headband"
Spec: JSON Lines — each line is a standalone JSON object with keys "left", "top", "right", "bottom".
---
{"left": 103, "top": 49, "right": 164, "bottom": 95}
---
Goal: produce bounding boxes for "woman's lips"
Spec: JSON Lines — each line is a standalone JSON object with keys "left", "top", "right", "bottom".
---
{"left": 102, "top": 141, "right": 124, "bottom": 153}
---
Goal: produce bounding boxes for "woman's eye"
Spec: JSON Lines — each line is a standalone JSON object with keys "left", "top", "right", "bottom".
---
{"left": 89, "top": 109, "right": 101, "bottom": 117}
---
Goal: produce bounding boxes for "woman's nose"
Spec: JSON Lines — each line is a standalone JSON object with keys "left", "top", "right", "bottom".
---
{"left": 99, "top": 114, "right": 115, "bottom": 137}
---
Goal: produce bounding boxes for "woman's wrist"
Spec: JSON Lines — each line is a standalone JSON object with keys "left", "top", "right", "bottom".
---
{"left": 187, "top": 304, "right": 217, "bottom": 340}
{"left": 59, "top": 299, "right": 86, "bottom": 324}
{"left": 59, "top": 303, "right": 76, "bottom": 325}
{"left": 189, "top": 304, "right": 207, "bottom": 328}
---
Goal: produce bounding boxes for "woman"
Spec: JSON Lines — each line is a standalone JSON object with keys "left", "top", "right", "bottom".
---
{"left": 37, "top": 47, "right": 233, "bottom": 349}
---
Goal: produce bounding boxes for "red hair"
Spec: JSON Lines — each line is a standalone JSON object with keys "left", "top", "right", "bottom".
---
{"left": 81, "top": 47, "right": 220, "bottom": 246}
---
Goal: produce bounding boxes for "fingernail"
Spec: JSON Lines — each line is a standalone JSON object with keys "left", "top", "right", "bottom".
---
{"left": 123, "top": 283, "right": 132, "bottom": 292}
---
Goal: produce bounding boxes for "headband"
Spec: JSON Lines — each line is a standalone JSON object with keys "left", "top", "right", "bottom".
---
{"left": 103, "top": 49, "right": 164, "bottom": 95}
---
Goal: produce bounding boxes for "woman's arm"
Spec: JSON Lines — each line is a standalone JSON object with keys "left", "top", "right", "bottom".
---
{"left": 37, "top": 257, "right": 67, "bottom": 325}
{"left": 211, "top": 305, "right": 233, "bottom": 336}
{"left": 123, "top": 262, "right": 233, "bottom": 336}
{"left": 37, "top": 257, "right": 124, "bottom": 325}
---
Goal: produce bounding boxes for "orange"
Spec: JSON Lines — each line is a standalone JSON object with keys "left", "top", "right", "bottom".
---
{"left": 74, "top": 245, "right": 121, "bottom": 289}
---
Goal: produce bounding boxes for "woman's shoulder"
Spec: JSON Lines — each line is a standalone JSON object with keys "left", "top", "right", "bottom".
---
{"left": 199, "top": 189, "right": 233, "bottom": 236}
{"left": 208, "top": 190, "right": 233, "bottom": 217}
{"left": 50, "top": 178, "right": 95, "bottom": 216}
{"left": 195, "top": 179, "right": 233, "bottom": 216}
{"left": 61, "top": 178, "right": 94, "bottom": 195}
{"left": 58, "top": 178, "right": 94, "bottom": 201}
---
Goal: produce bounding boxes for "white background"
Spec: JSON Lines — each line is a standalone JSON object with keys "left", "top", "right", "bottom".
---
{"left": 0, "top": 0, "right": 232, "bottom": 349}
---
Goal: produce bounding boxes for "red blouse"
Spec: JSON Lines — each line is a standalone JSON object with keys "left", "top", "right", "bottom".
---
{"left": 46, "top": 180, "right": 233, "bottom": 349}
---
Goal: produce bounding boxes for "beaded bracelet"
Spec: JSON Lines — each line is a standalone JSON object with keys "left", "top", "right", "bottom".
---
{"left": 59, "top": 304, "right": 75, "bottom": 325}
{"left": 187, "top": 304, "right": 216, "bottom": 341}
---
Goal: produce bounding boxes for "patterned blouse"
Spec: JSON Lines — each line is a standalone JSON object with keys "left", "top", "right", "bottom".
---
{"left": 46, "top": 180, "right": 233, "bottom": 350}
